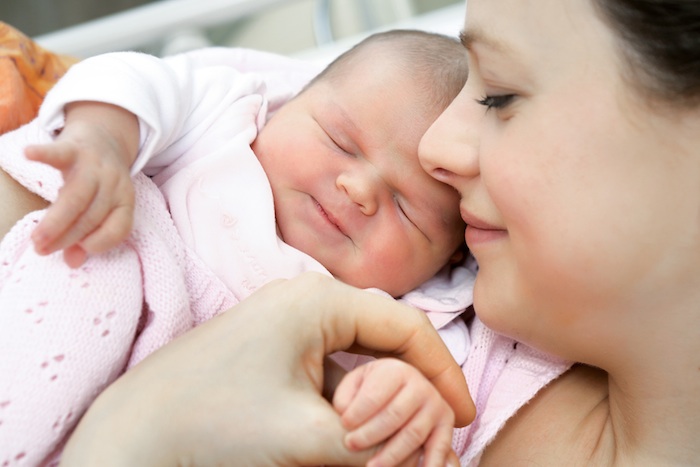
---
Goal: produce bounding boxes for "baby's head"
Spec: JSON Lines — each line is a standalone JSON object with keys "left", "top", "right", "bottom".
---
{"left": 253, "top": 30, "right": 469, "bottom": 297}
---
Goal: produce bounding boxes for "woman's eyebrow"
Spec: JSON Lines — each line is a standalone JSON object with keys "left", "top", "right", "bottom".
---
{"left": 458, "top": 30, "right": 473, "bottom": 50}
{"left": 459, "top": 28, "right": 511, "bottom": 55}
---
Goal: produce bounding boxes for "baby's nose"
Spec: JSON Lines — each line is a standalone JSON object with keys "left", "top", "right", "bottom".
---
{"left": 335, "top": 170, "right": 384, "bottom": 216}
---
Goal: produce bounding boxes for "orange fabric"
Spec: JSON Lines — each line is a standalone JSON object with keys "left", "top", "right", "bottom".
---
{"left": 0, "top": 22, "right": 78, "bottom": 134}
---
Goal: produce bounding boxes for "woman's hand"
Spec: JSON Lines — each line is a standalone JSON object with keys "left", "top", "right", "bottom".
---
{"left": 60, "top": 272, "right": 473, "bottom": 466}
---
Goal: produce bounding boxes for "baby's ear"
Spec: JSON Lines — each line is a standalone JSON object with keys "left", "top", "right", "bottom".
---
{"left": 449, "top": 243, "right": 469, "bottom": 265}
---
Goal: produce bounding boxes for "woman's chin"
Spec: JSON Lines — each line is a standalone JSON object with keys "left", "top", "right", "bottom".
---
{"left": 472, "top": 277, "right": 528, "bottom": 343}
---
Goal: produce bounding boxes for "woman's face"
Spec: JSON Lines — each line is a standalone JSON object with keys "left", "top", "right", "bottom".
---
{"left": 419, "top": 0, "right": 700, "bottom": 361}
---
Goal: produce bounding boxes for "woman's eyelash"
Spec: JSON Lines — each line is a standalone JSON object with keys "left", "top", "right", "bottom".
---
{"left": 476, "top": 94, "right": 515, "bottom": 110}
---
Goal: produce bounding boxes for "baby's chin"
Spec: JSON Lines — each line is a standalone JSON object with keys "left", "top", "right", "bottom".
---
{"left": 334, "top": 272, "right": 412, "bottom": 298}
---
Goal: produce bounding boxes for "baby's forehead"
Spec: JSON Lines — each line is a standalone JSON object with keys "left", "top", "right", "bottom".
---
{"left": 320, "top": 57, "right": 438, "bottom": 109}
{"left": 319, "top": 39, "right": 414, "bottom": 82}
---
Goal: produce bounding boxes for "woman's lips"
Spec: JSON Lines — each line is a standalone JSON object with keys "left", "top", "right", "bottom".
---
{"left": 465, "top": 224, "right": 506, "bottom": 245}
{"left": 460, "top": 207, "right": 499, "bottom": 230}
{"left": 460, "top": 207, "right": 506, "bottom": 245}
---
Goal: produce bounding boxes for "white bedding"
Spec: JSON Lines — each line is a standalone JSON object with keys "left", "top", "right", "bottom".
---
{"left": 293, "top": 2, "right": 466, "bottom": 65}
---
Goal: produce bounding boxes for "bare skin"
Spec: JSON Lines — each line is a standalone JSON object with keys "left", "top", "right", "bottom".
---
{"left": 480, "top": 365, "right": 614, "bottom": 466}
{"left": 0, "top": 167, "right": 47, "bottom": 238}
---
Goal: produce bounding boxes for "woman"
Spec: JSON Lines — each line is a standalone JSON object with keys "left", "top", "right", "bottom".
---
{"left": 418, "top": 0, "right": 700, "bottom": 464}
{"left": 13, "top": 0, "right": 700, "bottom": 464}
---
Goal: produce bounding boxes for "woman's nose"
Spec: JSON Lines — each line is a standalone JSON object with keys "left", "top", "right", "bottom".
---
{"left": 419, "top": 90, "right": 481, "bottom": 187}
{"left": 336, "top": 169, "right": 383, "bottom": 216}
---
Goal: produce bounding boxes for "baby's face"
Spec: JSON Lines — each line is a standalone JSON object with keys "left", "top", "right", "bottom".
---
{"left": 252, "top": 59, "right": 465, "bottom": 296}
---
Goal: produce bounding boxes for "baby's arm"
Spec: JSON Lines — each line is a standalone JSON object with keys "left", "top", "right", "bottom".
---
{"left": 333, "top": 358, "right": 458, "bottom": 467}
{"left": 27, "top": 50, "right": 271, "bottom": 269}
{"left": 27, "top": 101, "right": 139, "bottom": 268}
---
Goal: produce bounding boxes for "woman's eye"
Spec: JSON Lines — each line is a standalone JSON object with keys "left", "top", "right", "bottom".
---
{"left": 475, "top": 94, "right": 515, "bottom": 111}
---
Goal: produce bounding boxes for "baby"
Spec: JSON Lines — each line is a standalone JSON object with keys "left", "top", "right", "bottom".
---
{"left": 0, "top": 30, "right": 472, "bottom": 466}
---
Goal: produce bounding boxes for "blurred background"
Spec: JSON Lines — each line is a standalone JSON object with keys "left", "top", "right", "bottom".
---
{"left": 1, "top": 0, "right": 463, "bottom": 58}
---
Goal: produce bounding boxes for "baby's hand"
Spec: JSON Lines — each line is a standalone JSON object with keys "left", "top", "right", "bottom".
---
{"left": 333, "top": 358, "right": 458, "bottom": 467}
{"left": 27, "top": 102, "right": 139, "bottom": 268}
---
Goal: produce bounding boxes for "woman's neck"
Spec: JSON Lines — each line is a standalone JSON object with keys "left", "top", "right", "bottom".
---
{"left": 481, "top": 298, "right": 700, "bottom": 466}
{"left": 607, "top": 360, "right": 700, "bottom": 463}
{"left": 604, "top": 298, "right": 700, "bottom": 465}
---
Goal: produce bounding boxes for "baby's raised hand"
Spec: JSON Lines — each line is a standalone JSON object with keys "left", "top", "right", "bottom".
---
{"left": 333, "top": 358, "right": 459, "bottom": 467}
{"left": 26, "top": 102, "right": 139, "bottom": 268}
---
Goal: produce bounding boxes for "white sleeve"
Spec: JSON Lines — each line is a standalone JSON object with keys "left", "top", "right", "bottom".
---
{"left": 37, "top": 51, "right": 266, "bottom": 178}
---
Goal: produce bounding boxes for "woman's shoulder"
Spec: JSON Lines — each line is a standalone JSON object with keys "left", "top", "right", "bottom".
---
{"left": 479, "top": 364, "right": 615, "bottom": 466}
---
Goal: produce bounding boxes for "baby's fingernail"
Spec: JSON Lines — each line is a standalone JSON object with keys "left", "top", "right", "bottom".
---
{"left": 32, "top": 241, "right": 48, "bottom": 255}
{"left": 343, "top": 433, "right": 354, "bottom": 450}
{"left": 31, "top": 228, "right": 46, "bottom": 243}
{"left": 343, "top": 433, "right": 361, "bottom": 451}
{"left": 32, "top": 242, "right": 47, "bottom": 255}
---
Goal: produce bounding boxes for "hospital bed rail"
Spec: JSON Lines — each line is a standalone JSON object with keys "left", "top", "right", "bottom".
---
{"left": 33, "top": 0, "right": 465, "bottom": 60}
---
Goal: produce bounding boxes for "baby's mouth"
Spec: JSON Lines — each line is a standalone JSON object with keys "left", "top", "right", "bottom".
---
{"left": 314, "top": 198, "right": 346, "bottom": 236}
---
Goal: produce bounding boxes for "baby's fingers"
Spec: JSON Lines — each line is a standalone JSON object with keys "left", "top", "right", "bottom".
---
{"left": 39, "top": 179, "right": 132, "bottom": 257}
{"left": 367, "top": 402, "right": 455, "bottom": 467}
{"left": 80, "top": 203, "right": 134, "bottom": 254}
{"left": 344, "top": 383, "right": 418, "bottom": 451}
{"left": 32, "top": 176, "right": 100, "bottom": 255}
{"left": 332, "top": 365, "right": 364, "bottom": 417}
{"left": 63, "top": 244, "right": 88, "bottom": 269}
{"left": 416, "top": 414, "right": 457, "bottom": 467}
{"left": 25, "top": 142, "right": 78, "bottom": 171}
{"left": 53, "top": 206, "right": 133, "bottom": 269}
{"left": 335, "top": 363, "right": 403, "bottom": 430}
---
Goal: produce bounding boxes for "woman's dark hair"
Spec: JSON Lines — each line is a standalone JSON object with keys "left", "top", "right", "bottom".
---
{"left": 593, "top": 0, "right": 700, "bottom": 107}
